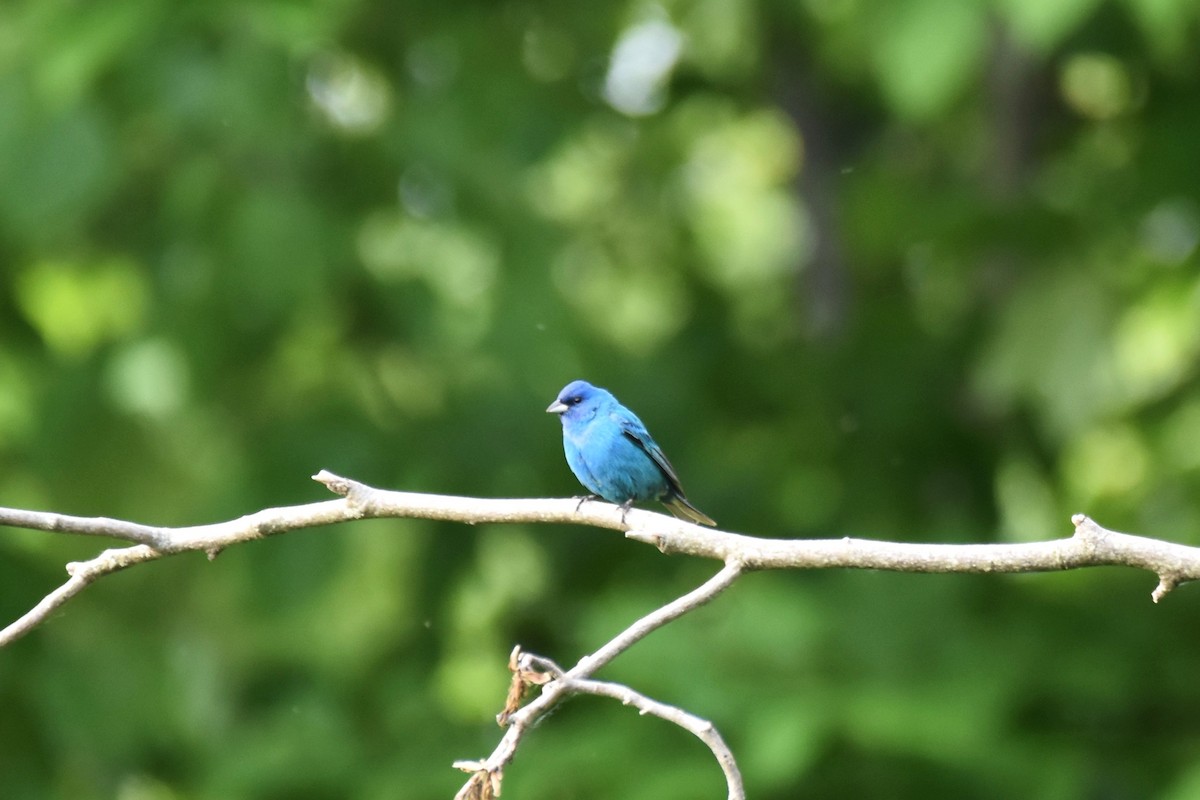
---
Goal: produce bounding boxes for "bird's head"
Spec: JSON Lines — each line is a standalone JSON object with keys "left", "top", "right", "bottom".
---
{"left": 546, "top": 380, "right": 608, "bottom": 423}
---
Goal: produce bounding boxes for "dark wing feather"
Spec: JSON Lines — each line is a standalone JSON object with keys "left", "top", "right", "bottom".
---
{"left": 615, "top": 410, "right": 717, "bottom": 526}
{"left": 617, "top": 415, "right": 685, "bottom": 495}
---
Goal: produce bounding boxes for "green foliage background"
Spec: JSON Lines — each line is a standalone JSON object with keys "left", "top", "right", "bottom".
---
{"left": 2, "top": 0, "right": 1200, "bottom": 797}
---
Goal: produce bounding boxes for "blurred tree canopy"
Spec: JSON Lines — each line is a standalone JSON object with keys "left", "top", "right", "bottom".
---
{"left": 2, "top": 0, "right": 1200, "bottom": 797}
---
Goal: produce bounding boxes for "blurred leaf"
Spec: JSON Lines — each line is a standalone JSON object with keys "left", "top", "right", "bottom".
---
{"left": 3, "top": 0, "right": 1200, "bottom": 797}
{"left": 30, "top": 0, "right": 162, "bottom": 106}
{"left": 15, "top": 257, "right": 147, "bottom": 358}
{"left": 997, "top": 0, "right": 1103, "bottom": 52}
{"left": 0, "top": 99, "right": 116, "bottom": 240}
{"left": 871, "top": 0, "right": 987, "bottom": 120}
{"left": 1123, "top": 0, "right": 1200, "bottom": 62}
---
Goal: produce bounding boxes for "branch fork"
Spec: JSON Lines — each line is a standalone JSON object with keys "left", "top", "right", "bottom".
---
{"left": 454, "top": 563, "right": 746, "bottom": 800}
{"left": 5, "top": 471, "right": 1200, "bottom": 798}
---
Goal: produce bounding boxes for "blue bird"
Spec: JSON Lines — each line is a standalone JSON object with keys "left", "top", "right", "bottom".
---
{"left": 546, "top": 380, "right": 716, "bottom": 526}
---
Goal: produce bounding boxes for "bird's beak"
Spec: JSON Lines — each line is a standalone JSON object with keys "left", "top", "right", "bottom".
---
{"left": 546, "top": 401, "right": 568, "bottom": 414}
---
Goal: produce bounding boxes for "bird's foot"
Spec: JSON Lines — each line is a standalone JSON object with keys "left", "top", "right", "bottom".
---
{"left": 573, "top": 494, "right": 600, "bottom": 513}
{"left": 618, "top": 499, "right": 634, "bottom": 526}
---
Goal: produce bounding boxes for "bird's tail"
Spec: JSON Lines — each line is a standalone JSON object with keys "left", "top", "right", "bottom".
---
{"left": 662, "top": 494, "right": 717, "bottom": 527}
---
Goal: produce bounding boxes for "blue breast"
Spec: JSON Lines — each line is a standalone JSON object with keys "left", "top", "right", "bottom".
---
{"left": 563, "top": 416, "right": 667, "bottom": 504}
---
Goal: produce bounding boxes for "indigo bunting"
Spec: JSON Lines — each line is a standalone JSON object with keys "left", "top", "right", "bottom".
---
{"left": 546, "top": 380, "right": 716, "bottom": 526}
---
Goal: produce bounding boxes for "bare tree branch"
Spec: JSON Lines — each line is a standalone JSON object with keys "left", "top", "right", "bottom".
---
{"left": 3, "top": 471, "right": 1200, "bottom": 647}
{"left": 0, "top": 495, "right": 357, "bottom": 647}
{"left": 6, "top": 471, "right": 1200, "bottom": 796}
{"left": 472, "top": 651, "right": 745, "bottom": 799}
{"left": 569, "top": 678, "right": 744, "bottom": 800}
{"left": 0, "top": 507, "right": 172, "bottom": 547}
{"left": 625, "top": 513, "right": 1200, "bottom": 602}
{"left": 455, "top": 564, "right": 744, "bottom": 799}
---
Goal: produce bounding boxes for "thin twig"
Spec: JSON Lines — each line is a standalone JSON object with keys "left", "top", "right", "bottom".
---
{"left": 0, "top": 508, "right": 171, "bottom": 547}
{"left": 572, "top": 561, "right": 744, "bottom": 675}
{"left": 454, "top": 565, "right": 744, "bottom": 798}
{"left": 570, "top": 678, "right": 744, "bottom": 800}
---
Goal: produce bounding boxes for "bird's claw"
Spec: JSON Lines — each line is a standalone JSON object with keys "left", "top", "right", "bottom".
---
{"left": 571, "top": 495, "right": 634, "bottom": 527}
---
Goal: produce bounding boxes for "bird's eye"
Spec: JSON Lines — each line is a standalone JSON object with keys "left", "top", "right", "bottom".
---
{"left": 569, "top": 396, "right": 582, "bottom": 405}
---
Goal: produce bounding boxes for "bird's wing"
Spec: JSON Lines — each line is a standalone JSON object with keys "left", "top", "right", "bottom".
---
{"left": 615, "top": 412, "right": 685, "bottom": 494}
